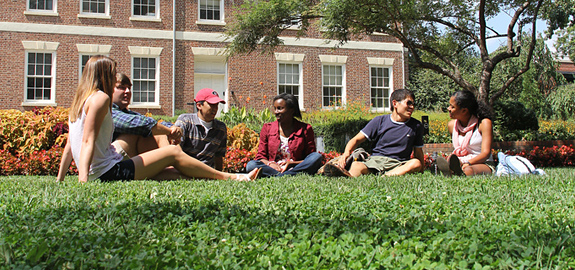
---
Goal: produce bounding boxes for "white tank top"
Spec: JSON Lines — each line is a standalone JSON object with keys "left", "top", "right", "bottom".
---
{"left": 69, "top": 93, "right": 124, "bottom": 181}
{"left": 456, "top": 127, "right": 493, "bottom": 161}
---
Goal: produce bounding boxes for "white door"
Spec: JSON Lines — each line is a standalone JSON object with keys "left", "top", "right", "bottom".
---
{"left": 194, "top": 74, "right": 226, "bottom": 117}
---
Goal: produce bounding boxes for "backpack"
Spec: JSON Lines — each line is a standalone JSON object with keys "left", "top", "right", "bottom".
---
{"left": 496, "top": 152, "right": 545, "bottom": 176}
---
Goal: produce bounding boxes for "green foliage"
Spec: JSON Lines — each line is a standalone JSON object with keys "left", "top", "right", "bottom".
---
{"left": 493, "top": 99, "right": 539, "bottom": 131}
{"left": 546, "top": 83, "right": 575, "bottom": 120}
{"left": 2, "top": 172, "right": 575, "bottom": 268}
{"left": 543, "top": 0, "right": 575, "bottom": 62}
{"left": 218, "top": 106, "right": 275, "bottom": 133}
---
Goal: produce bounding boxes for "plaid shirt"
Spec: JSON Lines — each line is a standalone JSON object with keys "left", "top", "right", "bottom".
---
{"left": 111, "top": 103, "right": 172, "bottom": 141}
{"left": 175, "top": 113, "right": 227, "bottom": 169}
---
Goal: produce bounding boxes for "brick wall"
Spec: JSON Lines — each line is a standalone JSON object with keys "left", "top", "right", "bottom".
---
{"left": 1, "top": 0, "right": 404, "bottom": 115}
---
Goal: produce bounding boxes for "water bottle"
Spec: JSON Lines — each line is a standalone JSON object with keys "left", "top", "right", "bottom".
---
{"left": 432, "top": 152, "right": 438, "bottom": 175}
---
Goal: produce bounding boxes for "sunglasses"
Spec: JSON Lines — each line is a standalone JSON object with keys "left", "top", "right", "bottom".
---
{"left": 402, "top": 100, "right": 416, "bottom": 107}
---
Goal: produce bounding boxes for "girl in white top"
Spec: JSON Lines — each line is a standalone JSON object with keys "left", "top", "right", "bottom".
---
{"left": 57, "top": 55, "right": 260, "bottom": 182}
{"left": 445, "top": 90, "right": 494, "bottom": 176}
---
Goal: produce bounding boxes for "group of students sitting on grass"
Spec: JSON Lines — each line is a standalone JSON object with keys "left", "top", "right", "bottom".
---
{"left": 57, "top": 55, "right": 494, "bottom": 183}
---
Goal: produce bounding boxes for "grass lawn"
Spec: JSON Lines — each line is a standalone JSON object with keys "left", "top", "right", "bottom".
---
{"left": 1, "top": 168, "right": 575, "bottom": 269}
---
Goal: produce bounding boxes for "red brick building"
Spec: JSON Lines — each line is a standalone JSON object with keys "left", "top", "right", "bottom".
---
{"left": 1, "top": 0, "right": 406, "bottom": 116}
{"left": 558, "top": 58, "right": 575, "bottom": 83}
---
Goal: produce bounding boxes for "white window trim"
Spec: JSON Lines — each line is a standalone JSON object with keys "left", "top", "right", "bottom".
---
{"left": 25, "top": 0, "right": 58, "bottom": 16}
{"left": 130, "top": 0, "right": 161, "bottom": 22}
{"left": 275, "top": 53, "right": 305, "bottom": 110}
{"left": 197, "top": 0, "right": 225, "bottom": 24}
{"left": 369, "top": 66, "right": 393, "bottom": 113}
{"left": 76, "top": 44, "right": 112, "bottom": 79}
{"left": 78, "top": 0, "right": 110, "bottom": 19}
{"left": 21, "top": 41, "right": 59, "bottom": 107}
{"left": 129, "top": 46, "right": 162, "bottom": 109}
{"left": 367, "top": 57, "right": 394, "bottom": 112}
{"left": 320, "top": 55, "right": 347, "bottom": 109}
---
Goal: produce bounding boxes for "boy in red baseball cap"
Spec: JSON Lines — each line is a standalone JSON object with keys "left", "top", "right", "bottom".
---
{"left": 175, "top": 88, "right": 228, "bottom": 170}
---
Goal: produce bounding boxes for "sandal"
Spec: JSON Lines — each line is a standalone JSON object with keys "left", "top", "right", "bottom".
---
{"left": 448, "top": 155, "right": 464, "bottom": 176}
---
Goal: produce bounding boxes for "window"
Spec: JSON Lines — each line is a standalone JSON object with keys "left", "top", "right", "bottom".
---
{"left": 132, "top": 57, "right": 158, "bottom": 104}
{"left": 81, "top": 0, "right": 108, "bottom": 15}
{"left": 322, "top": 65, "right": 343, "bottom": 107}
{"left": 199, "top": 0, "right": 222, "bottom": 21}
{"left": 25, "top": 52, "right": 55, "bottom": 102}
{"left": 76, "top": 44, "right": 112, "bottom": 80}
{"left": 278, "top": 63, "right": 301, "bottom": 99}
{"left": 370, "top": 67, "right": 391, "bottom": 110}
{"left": 28, "top": 0, "right": 55, "bottom": 11}
{"left": 133, "top": 0, "right": 157, "bottom": 17}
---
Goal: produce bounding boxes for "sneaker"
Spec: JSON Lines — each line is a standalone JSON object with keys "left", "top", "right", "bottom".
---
{"left": 323, "top": 163, "right": 352, "bottom": 177}
{"left": 436, "top": 156, "right": 451, "bottom": 176}
{"left": 448, "top": 155, "right": 464, "bottom": 176}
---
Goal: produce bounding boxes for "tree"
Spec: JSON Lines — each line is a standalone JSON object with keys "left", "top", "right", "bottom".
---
{"left": 542, "top": 0, "right": 575, "bottom": 61}
{"left": 225, "top": 0, "right": 548, "bottom": 105}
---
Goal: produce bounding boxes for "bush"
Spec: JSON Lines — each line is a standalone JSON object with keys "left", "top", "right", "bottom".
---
{"left": 218, "top": 106, "right": 275, "bottom": 133}
{"left": 492, "top": 100, "right": 539, "bottom": 141}
{"left": 547, "top": 83, "right": 575, "bottom": 120}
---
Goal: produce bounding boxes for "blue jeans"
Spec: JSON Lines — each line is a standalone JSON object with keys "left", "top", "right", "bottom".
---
{"left": 246, "top": 152, "right": 323, "bottom": 177}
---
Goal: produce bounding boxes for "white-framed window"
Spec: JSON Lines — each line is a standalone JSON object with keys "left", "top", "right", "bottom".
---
{"left": 80, "top": 0, "right": 109, "bottom": 16}
{"left": 131, "top": 0, "right": 160, "bottom": 21}
{"left": 278, "top": 63, "right": 302, "bottom": 99}
{"left": 132, "top": 57, "right": 158, "bottom": 105}
{"left": 25, "top": 52, "right": 56, "bottom": 103}
{"left": 22, "top": 41, "right": 59, "bottom": 106}
{"left": 322, "top": 65, "right": 344, "bottom": 107}
{"left": 26, "top": 0, "right": 58, "bottom": 15}
{"left": 198, "top": 0, "right": 223, "bottom": 22}
{"left": 128, "top": 46, "right": 162, "bottom": 108}
{"left": 370, "top": 66, "right": 391, "bottom": 111}
{"left": 76, "top": 44, "right": 112, "bottom": 80}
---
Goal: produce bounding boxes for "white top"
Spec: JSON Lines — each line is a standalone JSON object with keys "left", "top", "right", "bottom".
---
{"left": 456, "top": 127, "right": 493, "bottom": 161}
{"left": 69, "top": 93, "right": 124, "bottom": 181}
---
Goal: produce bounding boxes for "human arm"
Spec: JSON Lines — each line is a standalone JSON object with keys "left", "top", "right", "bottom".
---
{"left": 463, "top": 118, "right": 493, "bottom": 167}
{"left": 78, "top": 92, "right": 110, "bottom": 183}
{"left": 56, "top": 135, "right": 72, "bottom": 182}
{"left": 111, "top": 106, "right": 157, "bottom": 137}
{"left": 152, "top": 123, "right": 182, "bottom": 145}
{"left": 337, "top": 132, "right": 368, "bottom": 168}
{"left": 413, "top": 147, "right": 425, "bottom": 173}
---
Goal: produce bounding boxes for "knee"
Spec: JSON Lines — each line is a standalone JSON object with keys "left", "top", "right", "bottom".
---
{"left": 246, "top": 160, "right": 261, "bottom": 171}
{"left": 308, "top": 152, "right": 324, "bottom": 164}
{"left": 410, "top": 159, "right": 423, "bottom": 170}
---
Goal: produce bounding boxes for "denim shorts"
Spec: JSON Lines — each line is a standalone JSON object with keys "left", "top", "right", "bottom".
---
{"left": 99, "top": 159, "right": 135, "bottom": 181}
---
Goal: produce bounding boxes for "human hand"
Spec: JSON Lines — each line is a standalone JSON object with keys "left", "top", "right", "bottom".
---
{"left": 168, "top": 126, "right": 182, "bottom": 144}
{"left": 266, "top": 161, "right": 282, "bottom": 171}
{"left": 337, "top": 153, "right": 350, "bottom": 168}
{"left": 281, "top": 160, "right": 296, "bottom": 173}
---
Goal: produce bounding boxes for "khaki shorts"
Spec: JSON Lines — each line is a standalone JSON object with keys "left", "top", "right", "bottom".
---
{"left": 111, "top": 141, "right": 131, "bottom": 161}
{"left": 360, "top": 156, "right": 409, "bottom": 174}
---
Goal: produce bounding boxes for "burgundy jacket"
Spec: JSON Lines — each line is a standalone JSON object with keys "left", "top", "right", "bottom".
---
{"left": 255, "top": 119, "right": 316, "bottom": 162}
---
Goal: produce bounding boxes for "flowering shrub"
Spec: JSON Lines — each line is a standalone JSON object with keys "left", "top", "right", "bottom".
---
{"left": 0, "top": 145, "right": 77, "bottom": 176}
{"left": 319, "top": 151, "right": 340, "bottom": 165}
{"left": 502, "top": 145, "right": 575, "bottom": 168}
{"left": 227, "top": 123, "right": 259, "bottom": 152}
{"left": 0, "top": 107, "right": 68, "bottom": 155}
{"left": 223, "top": 147, "right": 257, "bottom": 173}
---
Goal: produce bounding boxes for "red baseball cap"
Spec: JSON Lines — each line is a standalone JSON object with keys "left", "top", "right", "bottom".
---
{"left": 194, "top": 88, "right": 225, "bottom": 104}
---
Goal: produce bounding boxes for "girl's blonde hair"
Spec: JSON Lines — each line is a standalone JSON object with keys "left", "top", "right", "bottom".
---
{"left": 70, "top": 55, "right": 117, "bottom": 122}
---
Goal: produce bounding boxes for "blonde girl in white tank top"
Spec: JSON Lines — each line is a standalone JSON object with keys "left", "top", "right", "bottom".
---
{"left": 57, "top": 55, "right": 261, "bottom": 182}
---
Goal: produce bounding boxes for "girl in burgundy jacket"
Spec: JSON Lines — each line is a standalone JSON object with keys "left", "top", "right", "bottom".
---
{"left": 246, "top": 93, "right": 323, "bottom": 177}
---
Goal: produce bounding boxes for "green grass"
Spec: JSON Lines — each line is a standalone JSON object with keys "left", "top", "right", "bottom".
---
{"left": 2, "top": 169, "right": 575, "bottom": 269}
